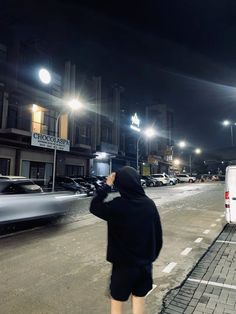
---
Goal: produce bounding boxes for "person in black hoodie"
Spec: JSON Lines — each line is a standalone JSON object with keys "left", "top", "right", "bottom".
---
{"left": 90, "top": 166, "right": 163, "bottom": 314}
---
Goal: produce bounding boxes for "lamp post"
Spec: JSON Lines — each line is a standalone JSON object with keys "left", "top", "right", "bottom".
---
{"left": 52, "top": 98, "right": 82, "bottom": 192}
{"left": 223, "top": 120, "right": 234, "bottom": 147}
{"left": 136, "top": 128, "right": 156, "bottom": 173}
{"left": 189, "top": 148, "right": 201, "bottom": 174}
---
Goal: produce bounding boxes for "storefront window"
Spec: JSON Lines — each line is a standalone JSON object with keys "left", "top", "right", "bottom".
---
{"left": 75, "top": 124, "right": 91, "bottom": 145}
{"left": 101, "top": 125, "right": 112, "bottom": 143}
{"left": 0, "top": 158, "right": 10, "bottom": 175}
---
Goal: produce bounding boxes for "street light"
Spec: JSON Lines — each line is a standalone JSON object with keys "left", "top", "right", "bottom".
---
{"left": 189, "top": 148, "right": 202, "bottom": 174}
{"left": 52, "top": 98, "right": 82, "bottom": 192}
{"left": 222, "top": 120, "right": 234, "bottom": 147}
{"left": 136, "top": 128, "right": 156, "bottom": 173}
{"left": 173, "top": 158, "right": 181, "bottom": 166}
{"left": 178, "top": 141, "right": 186, "bottom": 148}
{"left": 38, "top": 68, "right": 51, "bottom": 85}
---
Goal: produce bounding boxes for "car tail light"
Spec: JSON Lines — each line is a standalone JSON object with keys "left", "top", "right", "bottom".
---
{"left": 225, "top": 191, "right": 230, "bottom": 208}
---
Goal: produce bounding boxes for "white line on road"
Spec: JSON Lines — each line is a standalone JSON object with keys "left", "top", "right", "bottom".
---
{"left": 203, "top": 230, "right": 210, "bottom": 234}
{"left": 216, "top": 240, "right": 236, "bottom": 245}
{"left": 211, "top": 224, "right": 216, "bottom": 227}
{"left": 216, "top": 218, "right": 221, "bottom": 222}
{"left": 187, "top": 278, "right": 236, "bottom": 291}
{"left": 220, "top": 214, "right": 225, "bottom": 218}
{"left": 194, "top": 238, "right": 203, "bottom": 243}
{"left": 146, "top": 284, "right": 157, "bottom": 297}
{"left": 180, "top": 248, "right": 192, "bottom": 256}
{"left": 162, "top": 262, "right": 177, "bottom": 273}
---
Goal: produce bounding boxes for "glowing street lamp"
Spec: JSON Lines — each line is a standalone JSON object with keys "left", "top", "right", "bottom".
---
{"left": 195, "top": 148, "right": 201, "bottom": 154}
{"left": 189, "top": 148, "right": 202, "bottom": 174}
{"left": 144, "top": 128, "right": 156, "bottom": 138}
{"left": 136, "top": 127, "right": 156, "bottom": 172}
{"left": 173, "top": 158, "right": 181, "bottom": 166}
{"left": 52, "top": 98, "right": 82, "bottom": 192}
{"left": 178, "top": 141, "right": 187, "bottom": 148}
{"left": 38, "top": 68, "right": 51, "bottom": 85}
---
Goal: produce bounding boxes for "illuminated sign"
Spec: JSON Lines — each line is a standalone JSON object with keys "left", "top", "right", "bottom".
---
{"left": 130, "top": 113, "right": 141, "bottom": 132}
{"left": 31, "top": 132, "right": 70, "bottom": 151}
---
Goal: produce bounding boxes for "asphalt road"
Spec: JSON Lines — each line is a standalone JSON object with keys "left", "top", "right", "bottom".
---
{"left": 0, "top": 182, "right": 225, "bottom": 314}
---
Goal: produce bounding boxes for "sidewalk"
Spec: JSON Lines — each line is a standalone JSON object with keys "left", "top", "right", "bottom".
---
{"left": 160, "top": 224, "right": 236, "bottom": 314}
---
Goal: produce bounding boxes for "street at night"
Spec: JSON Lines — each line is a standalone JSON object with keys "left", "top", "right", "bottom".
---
{"left": 0, "top": 182, "right": 225, "bottom": 314}
{"left": 1, "top": 2, "right": 236, "bottom": 314}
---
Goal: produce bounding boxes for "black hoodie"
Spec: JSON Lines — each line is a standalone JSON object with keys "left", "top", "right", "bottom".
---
{"left": 90, "top": 166, "right": 163, "bottom": 266}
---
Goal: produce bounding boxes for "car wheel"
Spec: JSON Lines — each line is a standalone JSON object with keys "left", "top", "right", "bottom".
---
{"left": 149, "top": 182, "right": 154, "bottom": 187}
{"left": 177, "top": 179, "right": 180, "bottom": 183}
{"left": 159, "top": 181, "right": 163, "bottom": 186}
{"left": 189, "top": 179, "right": 193, "bottom": 183}
{"left": 169, "top": 181, "right": 174, "bottom": 185}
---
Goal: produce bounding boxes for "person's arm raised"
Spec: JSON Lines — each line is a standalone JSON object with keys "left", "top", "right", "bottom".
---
{"left": 89, "top": 173, "right": 116, "bottom": 220}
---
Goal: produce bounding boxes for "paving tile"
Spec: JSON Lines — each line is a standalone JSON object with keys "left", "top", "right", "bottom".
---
{"left": 160, "top": 225, "right": 236, "bottom": 314}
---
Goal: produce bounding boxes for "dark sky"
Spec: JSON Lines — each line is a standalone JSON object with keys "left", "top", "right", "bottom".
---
{"left": 2, "top": 0, "right": 236, "bottom": 150}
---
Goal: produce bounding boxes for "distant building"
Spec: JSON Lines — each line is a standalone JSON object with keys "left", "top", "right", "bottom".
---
{"left": 145, "top": 103, "right": 174, "bottom": 173}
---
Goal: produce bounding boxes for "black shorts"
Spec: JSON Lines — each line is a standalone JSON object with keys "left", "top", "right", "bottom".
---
{"left": 110, "top": 264, "right": 153, "bottom": 301}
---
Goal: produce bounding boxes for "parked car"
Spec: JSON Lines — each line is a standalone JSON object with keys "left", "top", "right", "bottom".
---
{"left": 141, "top": 176, "right": 160, "bottom": 187}
{"left": 168, "top": 175, "right": 178, "bottom": 185}
{"left": 140, "top": 178, "right": 146, "bottom": 187}
{"left": 152, "top": 174, "right": 170, "bottom": 186}
{"left": 84, "top": 176, "right": 106, "bottom": 189}
{"left": 176, "top": 174, "right": 196, "bottom": 183}
{"left": 72, "top": 177, "right": 96, "bottom": 195}
{"left": 48, "top": 176, "right": 90, "bottom": 195}
{"left": 0, "top": 177, "right": 43, "bottom": 194}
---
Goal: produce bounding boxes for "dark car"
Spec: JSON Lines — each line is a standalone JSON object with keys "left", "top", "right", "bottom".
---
{"left": 48, "top": 176, "right": 90, "bottom": 195}
{"left": 141, "top": 176, "right": 160, "bottom": 187}
{"left": 72, "top": 177, "right": 96, "bottom": 195}
{"left": 84, "top": 176, "right": 105, "bottom": 189}
{"left": 0, "top": 178, "right": 43, "bottom": 194}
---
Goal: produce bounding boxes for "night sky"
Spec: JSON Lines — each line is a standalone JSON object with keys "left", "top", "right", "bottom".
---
{"left": 1, "top": 0, "right": 236, "bottom": 150}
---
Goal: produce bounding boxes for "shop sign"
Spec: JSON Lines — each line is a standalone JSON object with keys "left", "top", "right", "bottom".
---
{"left": 130, "top": 112, "right": 141, "bottom": 132}
{"left": 31, "top": 132, "right": 70, "bottom": 152}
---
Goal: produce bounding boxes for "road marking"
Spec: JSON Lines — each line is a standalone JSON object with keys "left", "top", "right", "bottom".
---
{"left": 181, "top": 248, "right": 192, "bottom": 256}
{"left": 187, "top": 278, "right": 236, "bottom": 291}
{"left": 216, "top": 218, "right": 221, "bottom": 222}
{"left": 162, "top": 262, "right": 177, "bottom": 273}
{"left": 194, "top": 237, "right": 203, "bottom": 243}
{"left": 203, "top": 229, "right": 210, "bottom": 234}
{"left": 146, "top": 284, "right": 157, "bottom": 297}
{"left": 216, "top": 240, "right": 236, "bottom": 245}
{"left": 220, "top": 214, "right": 225, "bottom": 218}
{"left": 211, "top": 224, "right": 216, "bottom": 227}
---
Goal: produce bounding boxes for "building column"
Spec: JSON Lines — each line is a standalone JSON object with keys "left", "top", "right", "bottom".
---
{"left": 1, "top": 91, "right": 8, "bottom": 129}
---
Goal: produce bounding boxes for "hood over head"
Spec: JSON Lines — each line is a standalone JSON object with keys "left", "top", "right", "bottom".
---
{"left": 114, "top": 166, "right": 146, "bottom": 199}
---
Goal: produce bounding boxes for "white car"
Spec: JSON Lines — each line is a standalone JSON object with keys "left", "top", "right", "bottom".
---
{"left": 176, "top": 174, "right": 196, "bottom": 183}
{"left": 168, "top": 175, "right": 178, "bottom": 185}
{"left": 152, "top": 174, "right": 170, "bottom": 186}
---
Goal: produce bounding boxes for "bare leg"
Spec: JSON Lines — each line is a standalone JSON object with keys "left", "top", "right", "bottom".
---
{"left": 111, "top": 298, "right": 124, "bottom": 314}
{"left": 132, "top": 295, "right": 145, "bottom": 314}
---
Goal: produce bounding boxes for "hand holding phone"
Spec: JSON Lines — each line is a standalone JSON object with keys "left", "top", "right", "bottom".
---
{"left": 106, "top": 172, "right": 116, "bottom": 186}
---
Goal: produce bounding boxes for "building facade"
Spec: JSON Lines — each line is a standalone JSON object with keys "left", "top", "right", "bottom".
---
{"left": 145, "top": 103, "right": 174, "bottom": 174}
{"left": 0, "top": 38, "right": 123, "bottom": 183}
